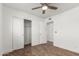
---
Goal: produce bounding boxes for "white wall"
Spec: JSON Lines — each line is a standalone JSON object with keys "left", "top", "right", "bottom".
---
{"left": 46, "top": 6, "right": 79, "bottom": 53}
{"left": 2, "top": 6, "right": 46, "bottom": 53}
{"left": 0, "top": 3, "right": 3, "bottom": 55}
{"left": 40, "top": 21, "right": 47, "bottom": 44}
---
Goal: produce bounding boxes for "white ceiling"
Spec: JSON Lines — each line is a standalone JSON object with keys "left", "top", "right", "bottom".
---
{"left": 3, "top": 3, "right": 79, "bottom": 18}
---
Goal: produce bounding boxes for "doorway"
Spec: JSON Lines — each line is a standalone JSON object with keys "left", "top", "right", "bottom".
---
{"left": 47, "top": 21, "right": 53, "bottom": 45}
{"left": 24, "top": 19, "right": 31, "bottom": 48}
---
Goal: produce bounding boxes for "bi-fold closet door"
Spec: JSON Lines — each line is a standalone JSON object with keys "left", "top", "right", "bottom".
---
{"left": 12, "top": 17, "right": 24, "bottom": 50}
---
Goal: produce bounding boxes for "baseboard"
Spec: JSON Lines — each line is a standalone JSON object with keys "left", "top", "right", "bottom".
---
{"left": 1, "top": 50, "right": 13, "bottom": 56}
{"left": 24, "top": 43, "right": 31, "bottom": 46}
{"left": 39, "top": 42, "right": 47, "bottom": 45}
{"left": 32, "top": 42, "right": 47, "bottom": 46}
{"left": 54, "top": 45, "right": 79, "bottom": 54}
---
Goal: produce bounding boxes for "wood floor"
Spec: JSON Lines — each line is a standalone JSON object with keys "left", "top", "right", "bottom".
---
{"left": 3, "top": 43, "right": 79, "bottom": 56}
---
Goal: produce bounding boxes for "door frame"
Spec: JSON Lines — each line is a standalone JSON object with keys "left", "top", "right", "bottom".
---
{"left": 24, "top": 19, "right": 32, "bottom": 46}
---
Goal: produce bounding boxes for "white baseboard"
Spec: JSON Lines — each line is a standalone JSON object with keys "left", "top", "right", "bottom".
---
{"left": 0, "top": 50, "right": 13, "bottom": 56}
{"left": 32, "top": 41, "right": 47, "bottom": 46}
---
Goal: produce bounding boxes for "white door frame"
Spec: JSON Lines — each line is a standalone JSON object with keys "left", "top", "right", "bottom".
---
{"left": 24, "top": 19, "right": 32, "bottom": 45}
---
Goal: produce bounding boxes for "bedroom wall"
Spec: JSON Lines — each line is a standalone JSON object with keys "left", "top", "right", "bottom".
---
{"left": 45, "top": 6, "right": 79, "bottom": 53}
{"left": 2, "top": 6, "right": 46, "bottom": 53}
{"left": 0, "top": 3, "right": 3, "bottom": 55}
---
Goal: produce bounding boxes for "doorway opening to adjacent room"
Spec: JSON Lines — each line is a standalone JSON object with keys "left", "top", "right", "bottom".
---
{"left": 47, "top": 21, "right": 53, "bottom": 45}
{"left": 24, "top": 19, "right": 32, "bottom": 48}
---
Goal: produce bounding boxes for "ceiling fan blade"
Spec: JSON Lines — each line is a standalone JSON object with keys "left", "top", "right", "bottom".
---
{"left": 32, "top": 6, "right": 42, "bottom": 10}
{"left": 48, "top": 6, "right": 58, "bottom": 10}
{"left": 42, "top": 10, "right": 46, "bottom": 14}
{"left": 40, "top": 3, "right": 44, "bottom": 5}
{"left": 40, "top": 3, "right": 48, "bottom": 6}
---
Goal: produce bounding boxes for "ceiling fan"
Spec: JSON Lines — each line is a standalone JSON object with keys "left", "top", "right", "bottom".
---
{"left": 32, "top": 3, "right": 58, "bottom": 14}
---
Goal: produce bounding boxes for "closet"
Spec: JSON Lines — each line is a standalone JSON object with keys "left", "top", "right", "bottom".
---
{"left": 24, "top": 20, "right": 31, "bottom": 46}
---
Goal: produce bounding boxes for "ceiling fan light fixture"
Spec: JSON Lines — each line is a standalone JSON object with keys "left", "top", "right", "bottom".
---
{"left": 32, "top": 3, "right": 58, "bottom": 14}
{"left": 42, "top": 6, "right": 48, "bottom": 10}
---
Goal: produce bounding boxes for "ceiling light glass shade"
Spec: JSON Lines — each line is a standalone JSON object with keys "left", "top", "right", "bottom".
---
{"left": 42, "top": 6, "right": 48, "bottom": 10}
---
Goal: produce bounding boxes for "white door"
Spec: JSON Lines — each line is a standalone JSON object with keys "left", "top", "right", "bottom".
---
{"left": 47, "top": 22, "right": 53, "bottom": 42}
{"left": 12, "top": 17, "right": 24, "bottom": 50}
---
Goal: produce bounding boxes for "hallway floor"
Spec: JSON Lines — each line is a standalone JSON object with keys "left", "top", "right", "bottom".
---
{"left": 3, "top": 43, "right": 79, "bottom": 56}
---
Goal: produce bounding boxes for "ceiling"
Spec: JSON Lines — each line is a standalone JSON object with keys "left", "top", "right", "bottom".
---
{"left": 3, "top": 3, "right": 79, "bottom": 18}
